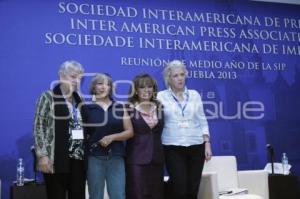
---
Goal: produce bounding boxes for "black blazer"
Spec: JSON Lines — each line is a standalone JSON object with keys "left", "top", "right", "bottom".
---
{"left": 126, "top": 106, "right": 164, "bottom": 165}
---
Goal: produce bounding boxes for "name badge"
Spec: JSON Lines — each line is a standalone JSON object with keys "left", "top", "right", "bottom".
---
{"left": 178, "top": 119, "right": 189, "bottom": 128}
{"left": 71, "top": 129, "right": 84, "bottom": 140}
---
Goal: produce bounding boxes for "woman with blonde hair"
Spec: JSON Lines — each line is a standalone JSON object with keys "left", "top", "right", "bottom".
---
{"left": 157, "top": 60, "right": 212, "bottom": 199}
{"left": 84, "top": 73, "right": 133, "bottom": 199}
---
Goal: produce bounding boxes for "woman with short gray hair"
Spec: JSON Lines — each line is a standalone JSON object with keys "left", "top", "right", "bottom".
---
{"left": 157, "top": 60, "right": 212, "bottom": 199}
{"left": 33, "top": 60, "right": 86, "bottom": 199}
{"left": 162, "top": 60, "right": 188, "bottom": 88}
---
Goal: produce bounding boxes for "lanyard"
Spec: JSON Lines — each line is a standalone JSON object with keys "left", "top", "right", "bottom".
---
{"left": 62, "top": 93, "right": 81, "bottom": 129}
{"left": 62, "top": 93, "right": 78, "bottom": 123}
{"left": 170, "top": 90, "right": 189, "bottom": 117}
{"left": 72, "top": 104, "right": 80, "bottom": 126}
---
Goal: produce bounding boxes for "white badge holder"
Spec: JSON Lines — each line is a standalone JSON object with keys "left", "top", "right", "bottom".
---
{"left": 178, "top": 119, "right": 189, "bottom": 128}
{"left": 71, "top": 129, "right": 84, "bottom": 140}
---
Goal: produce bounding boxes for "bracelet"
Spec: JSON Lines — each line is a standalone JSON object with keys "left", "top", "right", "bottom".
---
{"left": 205, "top": 141, "right": 210, "bottom": 144}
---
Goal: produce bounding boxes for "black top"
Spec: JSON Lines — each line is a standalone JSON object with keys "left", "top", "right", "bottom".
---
{"left": 126, "top": 107, "right": 164, "bottom": 165}
{"left": 83, "top": 101, "right": 126, "bottom": 157}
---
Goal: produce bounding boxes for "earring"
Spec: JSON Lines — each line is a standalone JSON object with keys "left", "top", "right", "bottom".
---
{"left": 92, "top": 94, "right": 96, "bottom": 102}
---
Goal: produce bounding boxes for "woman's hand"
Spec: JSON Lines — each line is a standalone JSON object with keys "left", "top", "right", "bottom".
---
{"left": 38, "top": 156, "right": 53, "bottom": 173}
{"left": 205, "top": 141, "right": 212, "bottom": 161}
{"left": 99, "top": 135, "right": 115, "bottom": 147}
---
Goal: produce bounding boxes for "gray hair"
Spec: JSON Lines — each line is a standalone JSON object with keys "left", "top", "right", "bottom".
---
{"left": 89, "top": 73, "right": 113, "bottom": 98}
{"left": 58, "top": 60, "right": 84, "bottom": 76}
{"left": 163, "top": 60, "right": 187, "bottom": 88}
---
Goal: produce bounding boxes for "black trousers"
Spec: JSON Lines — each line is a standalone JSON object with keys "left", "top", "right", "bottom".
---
{"left": 164, "top": 144, "right": 205, "bottom": 199}
{"left": 43, "top": 159, "right": 86, "bottom": 199}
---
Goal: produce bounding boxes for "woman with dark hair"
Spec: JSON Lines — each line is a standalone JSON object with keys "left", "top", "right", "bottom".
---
{"left": 126, "top": 73, "right": 165, "bottom": 199}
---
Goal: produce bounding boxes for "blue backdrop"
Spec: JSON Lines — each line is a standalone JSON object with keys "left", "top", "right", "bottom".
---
{"left": 0, "top": 0, "right": 300, "bottom": 199}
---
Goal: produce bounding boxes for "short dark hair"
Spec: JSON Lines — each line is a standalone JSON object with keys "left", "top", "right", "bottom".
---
{"left": 128, "top": 73, "right": 159, "bottom": 105}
